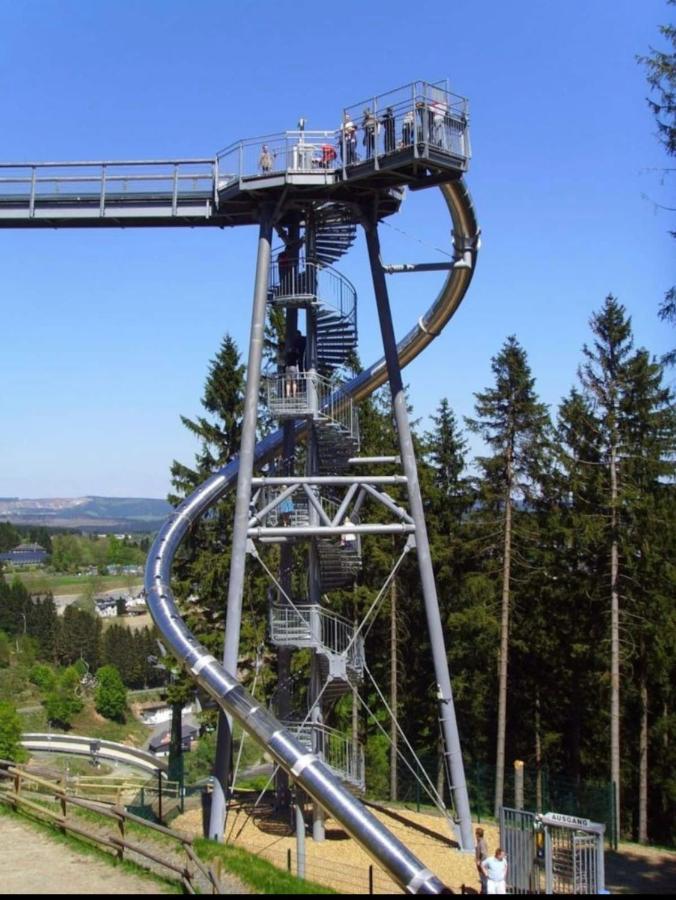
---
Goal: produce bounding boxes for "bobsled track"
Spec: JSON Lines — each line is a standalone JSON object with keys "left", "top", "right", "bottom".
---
{"left": 1, "top": 81, "right": 479, "bottom": 893}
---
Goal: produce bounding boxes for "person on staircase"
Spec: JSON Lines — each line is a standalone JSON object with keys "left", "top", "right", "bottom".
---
{"left": 292, "top": 329, "right": 306, "bottom": 373}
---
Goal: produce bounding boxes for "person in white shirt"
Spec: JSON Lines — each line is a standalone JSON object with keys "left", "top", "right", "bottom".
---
{"left": 481, "top": 848, "right": 508, "bottom": 895}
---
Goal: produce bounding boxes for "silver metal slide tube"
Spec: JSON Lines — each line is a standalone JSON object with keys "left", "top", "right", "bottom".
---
{"left": 145, "top": 180, "right": 478, "bottom": 892}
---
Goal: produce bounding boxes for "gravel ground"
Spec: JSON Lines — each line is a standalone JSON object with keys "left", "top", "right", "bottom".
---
{"left": 173, "top": 797, "right": 495, "bottom": 893}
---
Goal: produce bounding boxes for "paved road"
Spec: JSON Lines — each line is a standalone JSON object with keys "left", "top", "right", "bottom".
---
{"left": 0, "top": 812, "right": 170, "bottom": 894}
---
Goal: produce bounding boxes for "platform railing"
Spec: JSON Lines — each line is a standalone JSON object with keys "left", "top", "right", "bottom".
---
{"left": 216, "top": 131, "right": 340, "bottom": 187}
{"left": 258, "top": 486, "right": 311, "bottom": 527}
{"left": 266, "top": 372, "right": 358, "bottom": 440}
{"left": 341, "top": 79, "right": 470, "bottom": 171}
{"left": 0, "top": 159, "right": 217, "bottom": 214}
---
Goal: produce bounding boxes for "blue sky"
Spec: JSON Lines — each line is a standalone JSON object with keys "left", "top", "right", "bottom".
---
{"left": 1, "top": 0, "right": 672, "bottom": 499}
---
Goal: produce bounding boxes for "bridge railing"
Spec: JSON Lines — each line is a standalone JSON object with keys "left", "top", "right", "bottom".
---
{"left": 0, "top": 159, "right": 216, "bottom": 213}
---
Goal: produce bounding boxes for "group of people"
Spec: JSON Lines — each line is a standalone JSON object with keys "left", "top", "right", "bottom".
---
{"left": 340, "top": 99, "right": 454, "bottom": 164}
{"left": 475, "top": 827, "right": 508, "bottom": 895}
{"left": 256, "top": 98, "right": 457, "bottom": 175}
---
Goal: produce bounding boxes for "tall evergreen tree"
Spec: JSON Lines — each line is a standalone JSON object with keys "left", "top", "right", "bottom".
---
{"left": 616, "top": 348, "right": 676, "bottom": 841}
{"left": 169, "top": 334, "right": 246, "bottom": 657}
{"left": 466, "top": 336, "right": 551, "bottom": 816}
{"left": 577, "top": 296, "right": 636, "bottom": 840}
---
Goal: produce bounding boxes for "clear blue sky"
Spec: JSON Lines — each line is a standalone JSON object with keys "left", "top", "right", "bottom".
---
{"left": 1, "top": 0, "right": 672, "bottom": 499}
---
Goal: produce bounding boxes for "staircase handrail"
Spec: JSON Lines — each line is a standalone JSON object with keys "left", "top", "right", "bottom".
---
{"left": 283, "top": 720, "right": 365, "bottom": 788}
{"left": 265, "top": 370, "right": 358, "bottom": 441}
{"left": 270, "top": 602, "right": 362, "bottom": 662}
{"left": 268, "top": 257, "right": 357, "bottom": 325}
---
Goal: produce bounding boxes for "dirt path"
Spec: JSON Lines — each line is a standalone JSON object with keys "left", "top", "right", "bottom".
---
{"left": 606, "top": 841, "right": 676, "bottom": 895}
{"left": 0, "top": 813, "right": 169, "bottom": 894}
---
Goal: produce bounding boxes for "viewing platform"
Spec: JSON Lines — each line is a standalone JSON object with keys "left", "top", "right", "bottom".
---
{"left": 0, "top": 81, "right": 469, "bottom": 228}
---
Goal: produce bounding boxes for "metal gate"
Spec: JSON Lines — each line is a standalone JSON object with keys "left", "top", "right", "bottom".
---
{"left": 501, "top": 807, "right": 605, "bottom": 894}
{"left": 500, "top": 807, "right": 544, "bottom": 893}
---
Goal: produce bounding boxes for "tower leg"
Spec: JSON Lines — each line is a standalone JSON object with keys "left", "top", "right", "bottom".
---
{"left": 209, "top": 208, "right": 274, "bottom": 841}
{"left": 364, "top": 221, "right": 474, "bottom": 853}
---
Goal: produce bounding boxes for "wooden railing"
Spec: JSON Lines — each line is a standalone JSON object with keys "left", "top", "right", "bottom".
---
{"left": 0, "top": 761, "right": 221, "bottom": 894}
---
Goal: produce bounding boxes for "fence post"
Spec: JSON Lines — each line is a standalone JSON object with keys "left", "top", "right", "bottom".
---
{"left": 609, "top": 781, "right": 617, "bottom": 850}
{"left": 157, "top": 769, "right": 163, "bottom": 823}
{"left": 514, "top": 760, "right": 524, "bottom": 810}
{"left": 13, "top": 768, "right": 22, "bottom": 809}
{"left": 60, "top": 792, "right": 67, "bottom": 834}
{"left": 287, "top": 847, "right": 292, "bottom": 872}
{"left": 116, "top": 809, "right": 125, "bottom": 861}
{"left": 369, "top": 864, "right": 374, "bottom": 894}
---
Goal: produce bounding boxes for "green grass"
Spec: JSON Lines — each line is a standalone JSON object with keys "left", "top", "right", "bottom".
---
{"left": 7, "top": 572, "right": 142, "bottom": 597}
{"left": 194, "top": 837, "right": 337, "bottom": 894}
{"left": 68, "top": 702, "right": 151, "bottom": 746}
{"left": 102, "top": 612, "right": 153, "bottom": 631}
{"left": 0, "top": 801, "right": 181, "bottom": 893}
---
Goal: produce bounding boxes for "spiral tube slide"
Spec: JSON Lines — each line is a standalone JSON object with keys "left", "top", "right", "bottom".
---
{"left": 145, "top": 179, "right": 479, "bottom": 894}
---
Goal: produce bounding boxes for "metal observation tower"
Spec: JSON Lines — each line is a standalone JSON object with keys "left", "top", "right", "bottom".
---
{"left": 1, "top": 80, "right": 480, "bottom": 894}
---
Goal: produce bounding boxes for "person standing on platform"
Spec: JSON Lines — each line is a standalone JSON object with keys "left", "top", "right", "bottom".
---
{"left": 341, "top": 113, "right": 357, "bottom": 164}
{"left": 402, "top": 108, "right": 414, "bottom": 146}
{"left": 259, "top": 144, "right": 274, "bottom": 173}
{"left": 291, "top": 329, "right": 306, "bottom": 373}
{"left": 475, "top": 827, "right": 488, "bottom": 894}
{"left": 382, "top": 107, "right": 396, "bottom": 153}
{"left": 481, "top": 848, "right": 508, "bottom": 895}
{"left": 362, "top": 108, "right": 377, "bottom": 159}
{"left": 284, "top": 344, "right": 300, "bottom": 398}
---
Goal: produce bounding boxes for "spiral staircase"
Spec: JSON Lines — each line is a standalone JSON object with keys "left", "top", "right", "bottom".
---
{"left": 258, "top": 209, "right": 366, "bottom": 789}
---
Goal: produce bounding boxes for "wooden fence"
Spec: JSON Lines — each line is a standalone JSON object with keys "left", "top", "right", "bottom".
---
{"left": 0, "top": 761, "right": 221, "bottom": 894}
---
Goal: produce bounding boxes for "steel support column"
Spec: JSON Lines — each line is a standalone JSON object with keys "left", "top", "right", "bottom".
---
{"left": 209, "top": 207, "right": 274, "bottom": 840}
{"left": 364, "top": 220, "right": 473, "bottom": 853}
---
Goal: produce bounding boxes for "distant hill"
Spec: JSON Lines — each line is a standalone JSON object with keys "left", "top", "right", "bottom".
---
{"left": 0, "top": 496, "right": 172, "bottom": 533}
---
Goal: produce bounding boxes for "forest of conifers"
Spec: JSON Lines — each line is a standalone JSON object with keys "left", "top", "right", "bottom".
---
{"left": 166, "top": 294, "right": 675, "bottom": 849}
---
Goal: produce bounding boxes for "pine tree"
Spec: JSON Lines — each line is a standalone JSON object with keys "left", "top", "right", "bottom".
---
{"left": 616, "top": 348, "right": 676, "bottom": 841}
{"left": 466, "top": 335, "right": 551, "bottom": 816}
{"left": 577, "top": 296, "right": 636, "bottom": 840}
{"left": 169, "top": 333, "right": 246, "bottom": 658}
{"left": 553, "top": 389, "right": 608, "bottom": 783}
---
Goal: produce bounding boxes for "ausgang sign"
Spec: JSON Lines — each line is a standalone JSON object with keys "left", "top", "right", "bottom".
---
{"left": 542, "top": 812, "right": 591, "bottom": 829}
